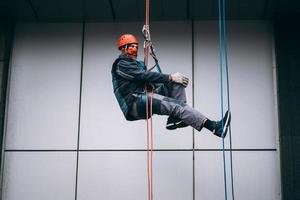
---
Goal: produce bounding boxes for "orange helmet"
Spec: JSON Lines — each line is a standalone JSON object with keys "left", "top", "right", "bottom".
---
{"left": 117, "top": 34, "right": 138, "bottom": 50}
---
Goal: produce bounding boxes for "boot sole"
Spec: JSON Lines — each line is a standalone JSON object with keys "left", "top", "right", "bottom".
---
{"left": 222, "top": 111, "right": 231, "bottom": 138}
{"left": 166, "top": 121, "right": 189, "bottom": 130}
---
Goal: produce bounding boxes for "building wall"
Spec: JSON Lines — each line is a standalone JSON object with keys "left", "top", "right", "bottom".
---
{"left": 274, "top": 17, "right": 300, "bottom": 200}
{"left": 1, "top": 21, "right": 281, "bottom": 200}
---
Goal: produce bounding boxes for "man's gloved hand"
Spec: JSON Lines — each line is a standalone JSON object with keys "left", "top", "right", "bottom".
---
{"left": 170, "top": 72, "right": 189, "bottom": 87}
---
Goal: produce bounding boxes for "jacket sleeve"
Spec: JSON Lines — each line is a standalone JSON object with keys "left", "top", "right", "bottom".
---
{"left": 116, "top": 59, "right": 170, "bottom": 84}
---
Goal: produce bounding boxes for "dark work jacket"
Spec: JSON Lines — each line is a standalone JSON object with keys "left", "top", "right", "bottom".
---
{"left": 111, "top": 54, "right": 170, "bottom": 121}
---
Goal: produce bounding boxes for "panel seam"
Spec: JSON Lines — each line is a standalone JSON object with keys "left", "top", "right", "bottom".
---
{"left": 74, "top": 22, "right": 85, "bottom": 200}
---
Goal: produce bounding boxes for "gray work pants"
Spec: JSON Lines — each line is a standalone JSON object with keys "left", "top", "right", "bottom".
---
{"left": 129, "top": 83, "right": 206, "bottom": 131}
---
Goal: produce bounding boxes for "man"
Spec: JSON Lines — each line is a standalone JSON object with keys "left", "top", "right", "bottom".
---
{"left": 111, "top": 34, "right": 231, "bottom": 138}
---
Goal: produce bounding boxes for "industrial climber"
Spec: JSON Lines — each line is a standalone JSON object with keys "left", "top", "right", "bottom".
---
{"left": 111, "top": 34, "right": 231, "bottom": 138}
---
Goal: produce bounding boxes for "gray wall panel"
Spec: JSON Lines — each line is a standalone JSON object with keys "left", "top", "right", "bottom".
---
{"left": 2, "top": 152, "right": 77, "bottom": 200}
{"left": 80, "top": 22, "right": 193, "bottom": 149}
{"left": 77, "top": 151, "right": 147, "bottom": 200}
{"left": 195, "top": 151, "right": 280, "bottom": 200}
{"left": 77, "top": 151, "right": 192, "bottom": 200}
{"left": 152, "top": 151, "right": 193, "bottom": 200}
{"left": 5, "top": 23, "right": 82, "bottom": 150}
{"left": 194, "top": 21, "right": 277, "bottom": 149}
{"left": 233, "top": 151, "right": 281, "bottom": 200}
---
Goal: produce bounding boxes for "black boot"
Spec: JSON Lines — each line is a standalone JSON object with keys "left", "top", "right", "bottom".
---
{"left": 213, "top": 111, "right": 231, "bottom": 138}
{"left": 166, "top": 116, "right": 188, "bottom": 130}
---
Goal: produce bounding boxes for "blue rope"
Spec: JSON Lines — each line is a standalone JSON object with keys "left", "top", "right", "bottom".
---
{"left": 221, "top": 0, "right": 235, "bottom": 199}
{"left": 218, "top": 0, "right": 235, "bottom": 199}
{"left": 217, "top": 0, "right": 228, "bottom": 199}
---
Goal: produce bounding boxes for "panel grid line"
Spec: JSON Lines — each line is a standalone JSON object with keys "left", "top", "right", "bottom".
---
{"left": 191, "top": 19, "right": 196, "bottom": 200}
{"left": 74, "top": 22, "right": 86, "bottom": 200}
{"left": 5, "top": 149, "right": 277, "bottom": 152}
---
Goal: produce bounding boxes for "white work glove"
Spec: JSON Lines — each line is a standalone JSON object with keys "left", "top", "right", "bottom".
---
{"left": 170, "top": 72, "right": 189, "bottom": 87}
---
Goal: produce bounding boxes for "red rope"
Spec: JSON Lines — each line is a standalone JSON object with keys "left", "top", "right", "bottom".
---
{"left": 144, "top": 1, "right": 153, "bottom": 200}
{"left": 145, "top": 0, "right": 149, "bottom": 26}
{"left": 145, "top": 88, "right": 154, "bottom": 200}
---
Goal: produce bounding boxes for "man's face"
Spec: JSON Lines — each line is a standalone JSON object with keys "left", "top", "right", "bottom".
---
{"left": 126, "top": 43, "right": 138, "bottom": 59}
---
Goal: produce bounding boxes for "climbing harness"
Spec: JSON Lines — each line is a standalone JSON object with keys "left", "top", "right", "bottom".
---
{"left": 217, "top": 0, "right": 235, "bottom": 199}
